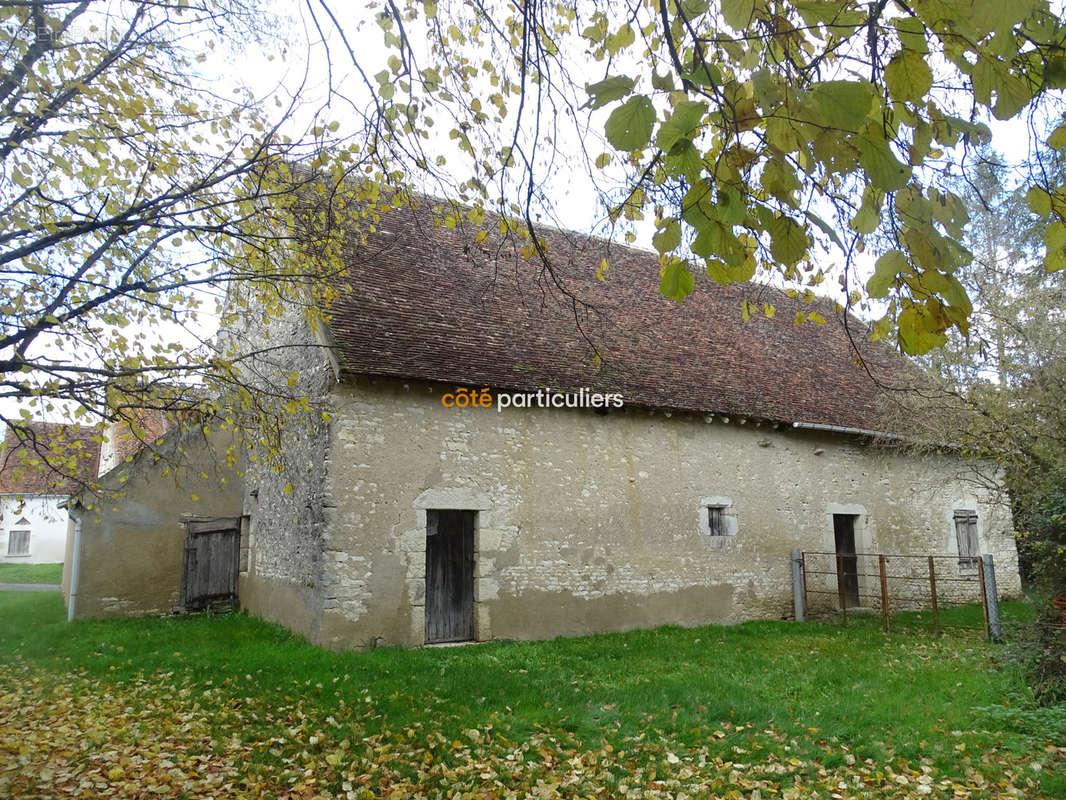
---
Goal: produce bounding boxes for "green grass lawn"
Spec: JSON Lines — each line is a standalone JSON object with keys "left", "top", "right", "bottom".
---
{"left": 0, "top": 561, "right": 62, "bottom": 584}
{"left": 1, "top": 592, "right": 1063, "bottom": 799}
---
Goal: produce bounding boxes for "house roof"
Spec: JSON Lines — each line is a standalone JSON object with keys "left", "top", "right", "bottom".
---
{"left": 0, "top": 421, "right": 101, "bottom": 496}
{"left": 326, "top": 201, "right": 903, "bottom": 430}
{"left": 97, "top": 410, "right": 172, "bottom": 480}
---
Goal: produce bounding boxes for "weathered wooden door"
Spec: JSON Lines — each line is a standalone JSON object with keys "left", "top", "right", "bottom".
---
{"left": 833, "top": 514, "right": 860, "bottom": 608}
{"left": 425, "top": 509, "right": 475, "bottom": 643}
{"left": 180, "top": 517, "right": 242, "bottom": 611}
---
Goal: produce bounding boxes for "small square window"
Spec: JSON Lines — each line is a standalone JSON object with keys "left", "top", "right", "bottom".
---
{"left": 7, "top": 530, "right": 30, "bottom": 556}
{"left": 699, "top": 497, "right": 735, "bottom": 543}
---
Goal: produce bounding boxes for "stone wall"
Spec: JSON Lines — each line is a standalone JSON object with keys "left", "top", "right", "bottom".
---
{"left": 227, "top": 287, "right": 339, "bottom": 638}
{"left": 65, "top": 426, "right": 242, "bottom": 618}
{"left": 249, "top": 375, "right": 1020, "bottom": 649}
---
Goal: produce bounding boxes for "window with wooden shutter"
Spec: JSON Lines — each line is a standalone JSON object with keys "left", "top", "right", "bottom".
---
{"left": 953, "top": 511, "right": 979, "bottom": 567}
{"left": 699, "top": 498, "right": 736, "bottom": 544}
{"left": 7, "top": 529, "right": 30, "bottom": 556}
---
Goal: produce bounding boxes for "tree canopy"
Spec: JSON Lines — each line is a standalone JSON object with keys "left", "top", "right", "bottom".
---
{"left": 0, "top": 0, "right": 380, "bottom": 482}
{"left": 313, "top": 0, "right": 1066, "bottom": 354}
{"left": 2, "top": 0, "right": 1066, "bottom": 485}
{"left": 886, "top": 146, "right": 1066, "bottom": 594}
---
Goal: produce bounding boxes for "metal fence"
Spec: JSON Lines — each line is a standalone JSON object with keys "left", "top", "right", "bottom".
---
{"left": 791, "top": 550, "right": 1002, "bottom": 640}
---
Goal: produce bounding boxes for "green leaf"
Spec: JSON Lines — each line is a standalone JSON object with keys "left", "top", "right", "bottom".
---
{"left": 721, "top": 0, "right": 755, "bottom": 30}
{"left": 717, "top": 185, "right": 747, "bottom": 226}
{"left": 804, "top": 210, "right": 844, "bottom": 249}
{"left": 765, "top": 116, "right": 802, "bottom": 153}
{"left": 651, "top": 70, "right": 675, "bottom": 91}
{"left": 605, "top": 95, "right": 656, "bottom": 152}
{"left": 660, "top": 257, "right": 695, "bottom": 302}
{"left": 1046, "top": 247, "right": 1066, "bottom": 272}
{"left": 892, "top": 17, "right": 929, "bottom": 54}
{"left": 669, "top": 141, "right": 705, "bottom": 182}
{"left": 972, "top": 56, "right": 1033, "bottom": 119}
{"left": 692, "top": 219, "right": 746, "bottom": 266}
{"left": 943, "top": 273, "right": 973, "bottom": 315}
{"left": 769, "top": 216, "right": 807, "bottom": 266}
{"left": 909, "top": 122, "right": 933, "bottom": 165}
{"left": 584, "top": 76, "right": 636, "bottom": 110}
{"left": 1045, "top": 221, "right": 1066, "bottom": 272}
{"left": 1026, "top": 186, "right": 1052, "bottom": 217}
{"left": 795, "top": 0, "right": 861, "bottom": 25}
{"left": 895, "top": 184, "right": 933, "bottom": 227}
{"left": 807, "top": 81, "right": 875, "bottom": 132}
{"left": 656, "top": 100, "right": 707, "bottom": 151}
{"left": 1048, "top": 123, "right": 1066, "bottom": 150}
{"left": 903, "top": 225, "right": 948, "bottom": 270}
{"left": 679, "top": 0, "right": 710, "bottom": 16}
{"left": 898, "top": 304, "right": 948, "bottom": 355}
{"left": 885, "top": 50, "right": 933, "bottom": 103}
{"left": 868, "top": 250, "right": 907, "bottom": 298}
{"left": 869, "top": 314, "right": 893, "bottom": 341}
{"left": 857, "top": 135, "right": 911, "bottom": 192}
{"left": 653, "top": 219, "right": 682, "bottom": 254}
{"left": 934, "top": 116, "right": 991, "bottom": 147}
{"left": 581, "top": 13, "right": 608, "bottom": 42}
{"left": 992, "top": 74, "right": 1034, "bottom": 120}
{"left": 605, "top": 23, "right": 635, "bottom": 56}
{"left": 849, "top": 186, "right": 884, "bottom": 234}
{"left": 682, "top": 60, "right": 723, "bottom": 89}
{"left": 761, "top": 157, "right": 801, "bottom": 207}
{"left": 929, "top": 188, "right": 969, "bottom": 238}
{"left": 1044, "top": 54, "right": 1066, "bottom": 89}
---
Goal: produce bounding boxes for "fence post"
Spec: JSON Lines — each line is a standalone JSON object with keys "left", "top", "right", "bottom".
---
{"left": 879, "top": 555, "right": 890, "bottom": 633}
{"left": 791, "top": 549, "right": 805, "bottom": 622}
{"left": 982, "top": 554, "right": 1002, "bottom": 643}
{"left": 977, "top": 556, "right": 989, "bottom": 638}
{"left": 927, "top": 556, "right": 940, "bottom": 635}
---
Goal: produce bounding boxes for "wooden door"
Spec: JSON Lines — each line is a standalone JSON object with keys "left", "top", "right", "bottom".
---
{"left": 180, "top": 517, "right": 242, "bottom": 611}
{"left": 425, "top": 509, "right": 475, "bottom": 643}
{"left": 833, "top": 514, "right": 860, "bottom": 608}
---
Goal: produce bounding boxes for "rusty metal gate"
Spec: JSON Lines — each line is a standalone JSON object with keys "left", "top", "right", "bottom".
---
{"left": 794, "top": 550, "right": 1002, "bottom": 639}
{"left": 180, "top": 516, "right": 242, "bottom": 611}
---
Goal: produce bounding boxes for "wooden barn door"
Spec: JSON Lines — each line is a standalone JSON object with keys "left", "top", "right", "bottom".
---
{"left": 425, "top": 510, "right": 475, "bottom": 643}
{"left": 833, "top": 514, "right": 860, "bottom": 608}
{"left": 180, "top": 517, "right": 242, "bottom": 611}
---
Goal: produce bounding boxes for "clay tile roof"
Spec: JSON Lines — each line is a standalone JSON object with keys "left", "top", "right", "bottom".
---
{"left": 326, "top": 201, "right": 903, "bottom": 431}
{"left": 110, "top": 410, "right": 171, "bottom": 467}
{"left": 0, "top": 421, "right": 101, "bottom": 495}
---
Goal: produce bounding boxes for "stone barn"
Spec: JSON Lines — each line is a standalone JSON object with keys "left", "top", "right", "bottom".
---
{"left": 230, "top": 201, "right": 1021, "bottom": 650}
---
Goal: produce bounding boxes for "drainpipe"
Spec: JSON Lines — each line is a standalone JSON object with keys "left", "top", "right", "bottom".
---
{"left": 791, "top": 421, "right": 903, "bottom": 439}
{"left": 791, "top": 421, "right": 959, "bottom": 449}
{"left": 67, "top": 512, "right": 82, "bottom": 622}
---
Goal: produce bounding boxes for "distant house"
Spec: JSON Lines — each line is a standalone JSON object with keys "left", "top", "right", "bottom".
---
{"left": 0, "top": 422, "right": 100, "bottom": 565}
